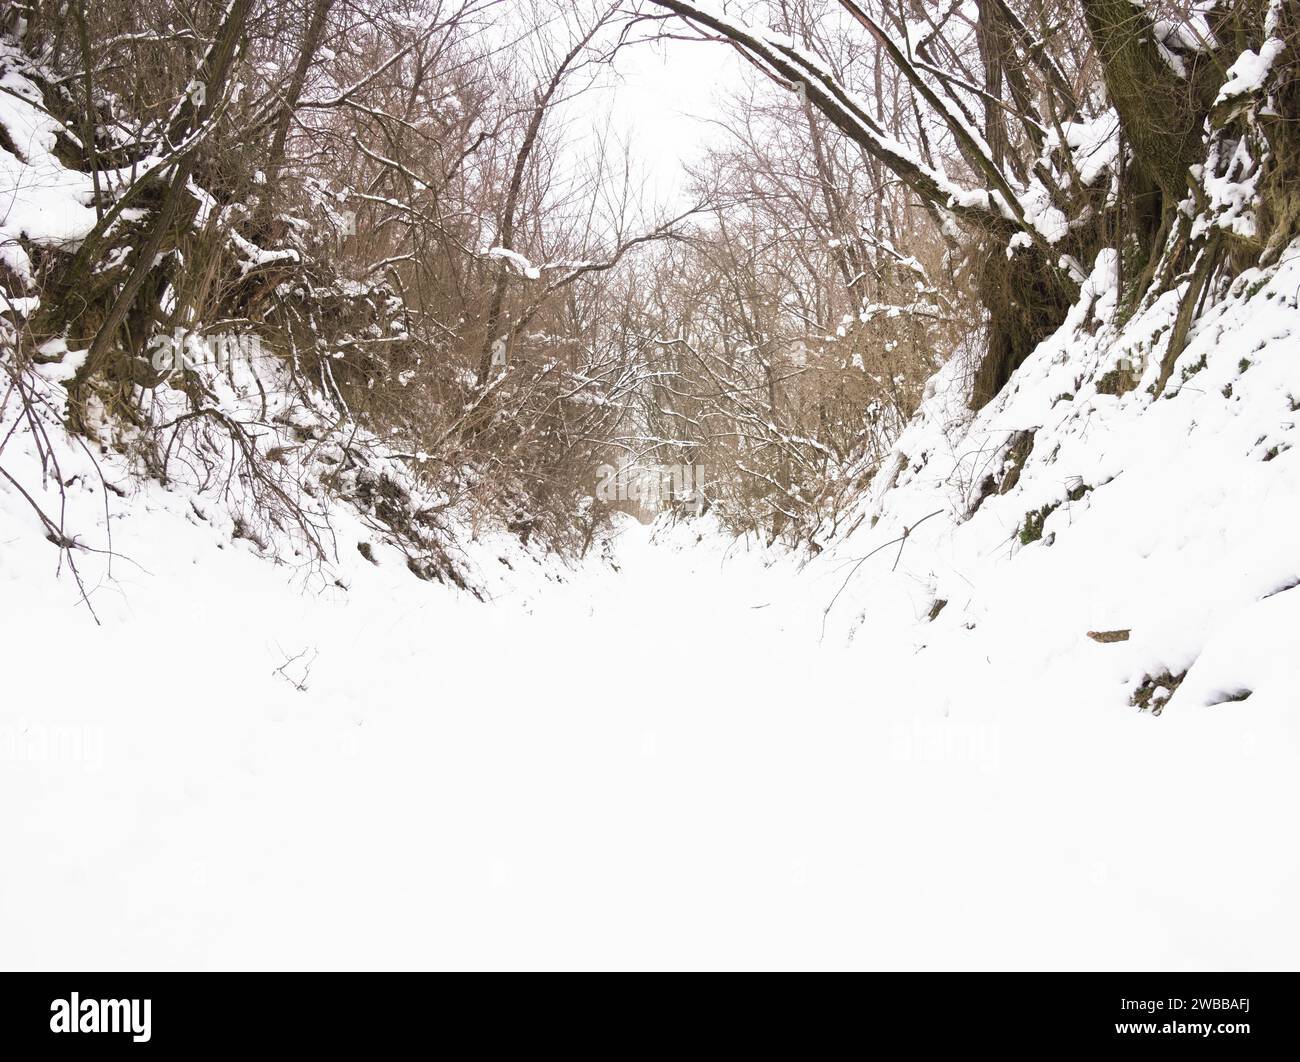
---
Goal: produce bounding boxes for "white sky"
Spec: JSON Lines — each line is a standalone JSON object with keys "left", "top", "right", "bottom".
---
{"left": 561, "top": 28, "right": 750, "bottom": 218}
{"left": 481, "top": 1, "right": 755, "bottom": 234}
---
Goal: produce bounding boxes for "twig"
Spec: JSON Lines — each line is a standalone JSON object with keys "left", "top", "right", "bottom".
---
{"left": 820, "top": 509, "right": 944, "bottom": 640}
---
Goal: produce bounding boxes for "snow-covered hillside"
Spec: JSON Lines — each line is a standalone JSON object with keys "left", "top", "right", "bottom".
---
{"left": 743, "top": 243, "right": 1300, "bottom": 715}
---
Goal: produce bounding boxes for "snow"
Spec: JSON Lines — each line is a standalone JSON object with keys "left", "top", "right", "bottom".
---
{"left": 794, "top": 244, "right": 1300, "bottom": 721}
{"left": 2, "top": 482, "right": 1297, "bottom": 969}
{"left": 2, "top": 4, "right": 1299, "bottom": 971}
{"left": 4, "top": 241, "right": 1300, "bottom": 969}
{"left": 0, "top": 44, "right": 165, "bottom": 289}
{"left": 227, "top": 227, "right": 300, "bottom": 274}
{"left": 1215, "top": 38, "right": 1287, "bottom": 107}
{"left": 486, "top": 246, "right": 541, "bottom": 280}
{"left": 1150, "top": 7, "right": 1217, "bottom": 78}
{"left": 1055, "top": 115, "right": 1121, "bottom": 188}
{"left": 0, "top": 50, "right": 102, "bottom": 279}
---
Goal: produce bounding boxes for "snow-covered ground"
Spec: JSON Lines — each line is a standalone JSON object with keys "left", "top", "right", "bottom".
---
{"left": 2, "top": 481, "right": 1297, "bottom": 969}
{"left": 5, "top": 242, "right": 1300, "bottom": 970}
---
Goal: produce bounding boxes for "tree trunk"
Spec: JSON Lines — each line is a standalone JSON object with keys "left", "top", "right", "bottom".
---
{"left": 67, "top": 0, "right": 253, "bottom": 409}
{"left": 257, "top": 0, "right": 334, "bottom": 233}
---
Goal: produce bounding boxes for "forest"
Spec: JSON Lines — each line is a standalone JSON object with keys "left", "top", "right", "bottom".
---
{"left": 1, "top": 0, "right": 1298, "bottom": 975}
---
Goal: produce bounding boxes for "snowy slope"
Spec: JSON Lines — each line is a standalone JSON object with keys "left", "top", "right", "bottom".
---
{"left": 715, "top": 242, "right": 1300, "bottom": 716}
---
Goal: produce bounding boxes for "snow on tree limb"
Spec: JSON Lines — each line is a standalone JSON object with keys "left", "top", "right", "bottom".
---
{"left": 645, "top": 0, "right": 1026, "bottom": 238}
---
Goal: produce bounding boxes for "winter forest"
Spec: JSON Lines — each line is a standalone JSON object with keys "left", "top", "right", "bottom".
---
{"left": 2, "top": 0, "right": 1299, "bottom": 972}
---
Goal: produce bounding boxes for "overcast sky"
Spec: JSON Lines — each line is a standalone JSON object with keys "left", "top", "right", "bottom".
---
{"left": 537, "top": 17, "right": 749, "bottom": 225}
{"left": 605, "top": 32, "right": 746, "bottom": 204}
